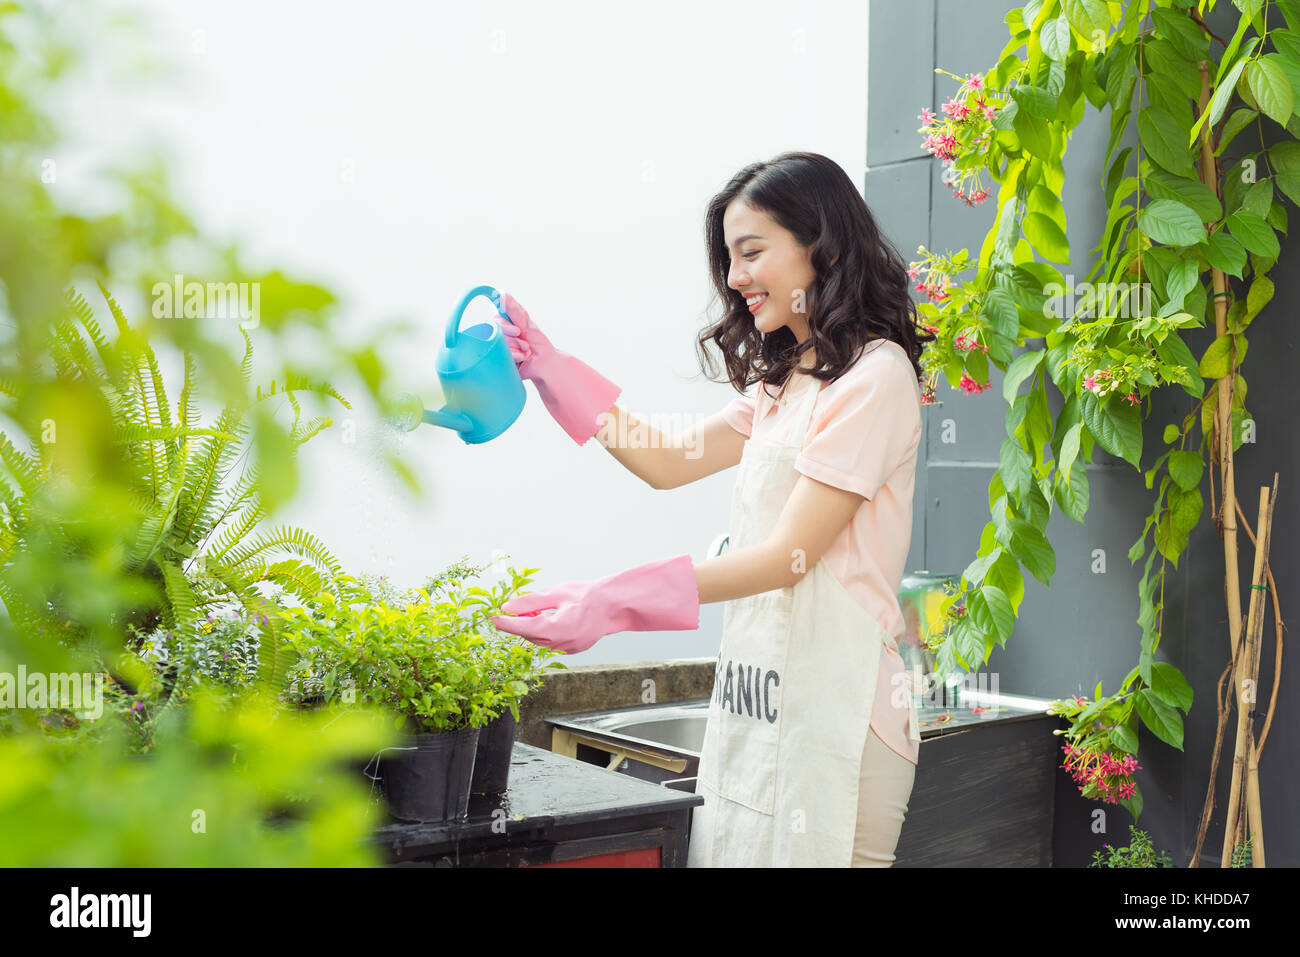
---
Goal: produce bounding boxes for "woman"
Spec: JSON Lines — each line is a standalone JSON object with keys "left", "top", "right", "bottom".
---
{"left": 489, "top": 151, "right": 937, "bottom": 867}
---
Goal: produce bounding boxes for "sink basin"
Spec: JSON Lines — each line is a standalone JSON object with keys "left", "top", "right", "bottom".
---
{"left": 547, "top": 688, "right": 1059, "bottom": 787}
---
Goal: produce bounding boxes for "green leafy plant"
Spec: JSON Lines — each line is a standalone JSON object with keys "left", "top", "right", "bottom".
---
{"left": 0, "top": 685, "right": 395, "bottom": 866}
{"left": 275, "top": 559, "right": 565, "bottom": 734}
{"left": 1, "top": 282, "right": 353, "bottom": 692}
{"left": 909, "top": 0, "right": 1292, "bottom": 832}
{"left": 1090, "top": 824, "right": 1175, "bottom": 867}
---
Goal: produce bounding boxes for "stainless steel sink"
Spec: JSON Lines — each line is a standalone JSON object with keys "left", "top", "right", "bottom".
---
{"left": 547, "top": 689, "right": 1060, "bottom": 788}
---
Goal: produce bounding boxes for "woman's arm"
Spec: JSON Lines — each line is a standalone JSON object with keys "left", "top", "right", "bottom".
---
{"left": 694, "top": 473, "right": 865, "bottom": 603}
{"left": 594, "top": 405, "right": 747, "bottom": 490}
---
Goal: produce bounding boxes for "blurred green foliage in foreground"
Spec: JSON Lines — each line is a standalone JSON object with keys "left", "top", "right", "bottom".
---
{"left": 0, "top": 2, "right": 422, "bottom": 864}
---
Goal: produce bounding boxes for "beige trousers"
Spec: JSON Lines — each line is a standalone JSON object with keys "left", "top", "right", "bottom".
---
{"left": 851, "top": 727, "right": 917, "bottom": 867}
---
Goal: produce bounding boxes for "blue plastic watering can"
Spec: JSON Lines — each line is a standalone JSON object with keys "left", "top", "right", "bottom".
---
{"left": 388, "top": 285, "right": 526, "bottom": 444}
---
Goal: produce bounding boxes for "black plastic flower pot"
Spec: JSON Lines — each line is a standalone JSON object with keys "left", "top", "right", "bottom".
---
{"left": 470, "top": 710, "right": 519, "bottom": 794}
{"left": 379, "top": 726, "right": 480, "bottom": 824}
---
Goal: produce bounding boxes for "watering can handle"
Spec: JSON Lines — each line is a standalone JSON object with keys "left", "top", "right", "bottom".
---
{"left": 445, "top": 285, "right": 516, "bottom": 350}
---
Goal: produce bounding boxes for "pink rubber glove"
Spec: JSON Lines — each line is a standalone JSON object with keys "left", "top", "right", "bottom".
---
{"left": 497, "top": 293, "right": 622, "bottom": 446}
{"left": 489, "top": 554, "right": 699, "bottom": 653}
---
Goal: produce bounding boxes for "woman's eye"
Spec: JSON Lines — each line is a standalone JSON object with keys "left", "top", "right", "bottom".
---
{"left": 742, "top": 252, "right": 758, "bottom": 260}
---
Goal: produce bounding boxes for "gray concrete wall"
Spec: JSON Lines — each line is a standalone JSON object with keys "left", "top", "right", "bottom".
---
{"left": 866, "top": 0, "right": 1296, "bottom": 867}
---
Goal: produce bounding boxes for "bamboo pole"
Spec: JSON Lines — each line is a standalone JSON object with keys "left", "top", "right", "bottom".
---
{"left": 1189, "top": 58, "right": 1246, "bottom": 869}
{"left": 1220, "top": 485, "right": 1273, "bottom": 866}
{"left": 1243, "top": 474, "right": 1277, "bottom": 867}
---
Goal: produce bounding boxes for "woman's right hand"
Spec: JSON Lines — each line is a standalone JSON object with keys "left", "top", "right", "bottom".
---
{"left": 497, "top": 293, "right": 553, "bottom": 379}
{"left": 495, "top": 293, "right": 622, "bottom": 447}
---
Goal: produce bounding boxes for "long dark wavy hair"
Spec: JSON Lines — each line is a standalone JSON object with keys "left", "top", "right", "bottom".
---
{"left": 697, "top": 152, "right": 935, "bottom": 397}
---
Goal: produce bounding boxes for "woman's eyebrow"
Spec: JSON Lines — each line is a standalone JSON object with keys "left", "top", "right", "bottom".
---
{"left": 725, "top": 233, "right": 766, "bottom": 251}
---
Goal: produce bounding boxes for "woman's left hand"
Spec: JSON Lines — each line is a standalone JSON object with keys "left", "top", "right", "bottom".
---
{"left": 490, "top": 554, "right": 700, "bottom": 653}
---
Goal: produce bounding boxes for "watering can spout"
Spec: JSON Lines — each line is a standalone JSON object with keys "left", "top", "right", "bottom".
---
{"left": 386, "top": 391, "right": 475, "bottom": 434}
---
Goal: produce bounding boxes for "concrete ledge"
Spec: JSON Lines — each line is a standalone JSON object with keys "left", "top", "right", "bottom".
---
{"left": 516, "top": 657, "right": 715, "bottom": 749}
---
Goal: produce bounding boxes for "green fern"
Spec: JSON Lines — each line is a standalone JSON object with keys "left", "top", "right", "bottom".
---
{"left": 1, "top": 282, "right": 352, "bottom": 722}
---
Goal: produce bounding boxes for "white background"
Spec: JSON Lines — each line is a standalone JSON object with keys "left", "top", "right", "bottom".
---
{"left": 59, "top": 0, "right": 868, "bottom": 664}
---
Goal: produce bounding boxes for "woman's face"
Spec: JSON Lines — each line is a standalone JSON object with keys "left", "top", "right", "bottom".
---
{"left": 722, "top": 198, "right": 818, "bottom": 349}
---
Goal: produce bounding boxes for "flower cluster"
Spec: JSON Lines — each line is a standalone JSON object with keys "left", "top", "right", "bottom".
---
{"left": 958, "top": 371, "right": 993, "bottom": 395}
{"left": 919, "top": 70, "right": 1002, "bottom": 206}
{"left": 1062, "top": 741, "right": 1141, "bottom": 803}
{"left": 907, "top": 262, "right": 951, "bottom": 305}
{"left": 954, "top": 333, "right": 990, "bottom": 354}
{"left": 1082, "top": 368, "right": 1141, "bottom": 405}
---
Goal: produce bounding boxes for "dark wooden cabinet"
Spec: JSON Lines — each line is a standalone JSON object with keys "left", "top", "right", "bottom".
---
{"left": 371, "top": 743, "right": 702, "bottom": 867}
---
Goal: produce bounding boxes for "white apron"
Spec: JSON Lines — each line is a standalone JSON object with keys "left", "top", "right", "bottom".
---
{"left": 687, "top": 368, "right": 921, "bottom": 867}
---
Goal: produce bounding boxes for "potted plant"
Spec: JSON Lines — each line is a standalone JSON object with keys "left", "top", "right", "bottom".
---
{"left": 1089, "top": 825, "right": 1173, "bottom": 868}
{"left": 273, "top": 562, "right": 563, "bottom": 822}
{"left": 419, "top": 557, "right": 566, "bottom": 793}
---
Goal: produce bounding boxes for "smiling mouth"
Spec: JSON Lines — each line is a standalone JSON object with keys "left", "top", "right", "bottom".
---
{"left": 746, "top": 293, "right": 769, "bottom": 313}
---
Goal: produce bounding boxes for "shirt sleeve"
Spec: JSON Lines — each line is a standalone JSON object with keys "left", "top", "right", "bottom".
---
{"left": 795, "top": 353, "right": 922, "bottom": 501}
{"left": 720, "top": 385, "right": 758, "bottom": 438}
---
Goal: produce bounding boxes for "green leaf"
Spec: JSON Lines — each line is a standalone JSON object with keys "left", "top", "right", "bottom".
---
{"left": 1270, "top": 140, "right": 1300, "bottom": 206}
{"left": 1135, "top": 688, "right": 1184, "bottom": 750}
{"left": 1136, "top": 199, "right": 1207, "bottom": 246}
{"left": 1158, "top": 260, "right": 1198, "bottom": 317}
{"left": 1226, "top": 209, "right": 1280, "bottom": 257}
{"left": 1199, "top": 332, "right": 1247, "bottom": 377}
{"left": 1191, "top": 57, "right": 1250, "bottom": 147}
{"left": 1012, "top": 85, "right": 1059, "bottom": 120}
{"left": 1013, "top": 108, "right": 1053, "bottom": 159}
{"left": 1058, "top": 421, "right": 1083, "bottom": 479}
{"left": 1167, "top": 449, "right": 1203, "bottom": 491}
{"left": 1008, "top": 517, "right": 1056, "bottom": 585}
{"left": 1141, "top": 107, "right": 1196, "bottom": 174}
{"left": 1245, "top": 274, "right": 1274, "bottom": 320}
{"left": 1041, "top": 14, "right": 1072, "bottom": 61}
{"left": 1022, "top": 211, "right": 1071, "bottom": 262}
{"left": 977, "top": 584, "right": 1016, "bottom": 645}
{"left": 1080, "top": 389, "right": 1143, "bottom": 468}
{"left": 1151, "top": 7, "right": 1210, "bottom": 61}
{"left": 1143, "top": 169, "right": 1222, "bottom": 222}
{"left": 1149, "top": 661, "right": 1194, "bottom": 712}
{"left": 1064, "top": 0, "right": 1110, "bottom": 37}
{"left": 1246, "top": 57, "right": 1294, "bottom": 126}
{"left": 1001, "top": 436, "right": 1033, "bottom": 499}
{"left": 1002, "top": 349, "right": 1045, "bottom": 402}
{"left": 1214, "top": 108, "right": 1259, "bottom": 157}
{"left": 1054, "top": 454, "right": 1089, "bottom": 522}
{"left": 1200, "top": 231, "right": 1248, "bottom": 277}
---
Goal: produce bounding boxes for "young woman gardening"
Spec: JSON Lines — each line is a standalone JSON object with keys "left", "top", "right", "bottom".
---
{"left": 489, "top": 151, "right": 937, "bottom": 867}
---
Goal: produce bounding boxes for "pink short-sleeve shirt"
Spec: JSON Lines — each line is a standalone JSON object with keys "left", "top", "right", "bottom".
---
{"left": 719, "top": 338, "right": 923, "bottom": 765}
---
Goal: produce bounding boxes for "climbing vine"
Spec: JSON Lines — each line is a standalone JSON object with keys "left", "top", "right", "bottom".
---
{"left": 911, "top": 0, "right": 1289, "bottom": 825}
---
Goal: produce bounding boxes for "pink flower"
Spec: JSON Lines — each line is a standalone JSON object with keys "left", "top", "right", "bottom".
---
{"left": 1123, "top": 391, "right": 1140, "bottom": 405}
{"left": 984, "top": 105, "right": 996, "bottom": 121}
{"left": 968, "top": 75, "right": 984, "bottom": 90}
{"left": 959, "top": 372, "right": 991, "bottom": 395}
{"left": 1083, "top": 373, "right": 1098, "bottom": 392}
{"left": 918, "top": 107, "right": 937, "bottom": 127}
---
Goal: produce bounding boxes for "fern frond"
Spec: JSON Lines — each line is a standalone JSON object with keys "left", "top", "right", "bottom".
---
{"left": 172, "top": 404, "right": 249, "bottom": 545}
{"left": 205, "top": 496, "right": 269, "bottom": 563}
{"left": 64, "top": 285, "right": 114, "bottom": 366}
{"left": 112, "top": 424, "right": 239, "bottom": 445}
{"left": 291, "top": 415, "right": 333, "bottom": 446}
{"left": 225, "top": 524, "right": 343, "bottom": 581}
{"left": 255, "top": 374, "right": 351, "bottom": 411}
{"left": 159, "top": 559, "right": 198, "bottom": 638}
